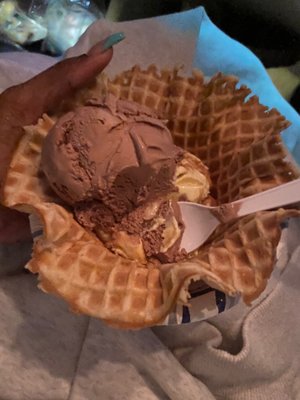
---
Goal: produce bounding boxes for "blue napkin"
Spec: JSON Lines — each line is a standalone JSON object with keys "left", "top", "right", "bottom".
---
{"left": 190, "top": 7, "right": 300, "bottom": 164}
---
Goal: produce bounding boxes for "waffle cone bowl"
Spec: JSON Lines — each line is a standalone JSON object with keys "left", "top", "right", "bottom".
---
{"left": 3, "top": 66, "right": 300, "bottom": 329}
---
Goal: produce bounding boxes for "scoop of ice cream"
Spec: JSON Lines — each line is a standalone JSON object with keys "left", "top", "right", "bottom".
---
{"left": 41, "top": 94, "right": 183, "bottom": 214}
{"left": 41, "top": 95, "right": 211, "bottom": 264}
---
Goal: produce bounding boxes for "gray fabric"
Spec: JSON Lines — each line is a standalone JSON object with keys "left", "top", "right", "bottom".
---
{"left": 0, "top": 274, "right": 88, "bottom": 400}
{"left": 69, "top": 320, "right": 214, "bottom": 400}
{"left": 155, "top": 248, "right": 300, "bottom": 399}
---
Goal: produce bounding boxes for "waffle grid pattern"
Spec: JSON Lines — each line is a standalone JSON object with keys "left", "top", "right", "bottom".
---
{"left": 3, "top": 65, "right": 300, "bottom": 328}
{"left": 193, "top": 210, "right": 294, "bottom": 303}
{"left": 28, "top": 202, "right": 168, "bottom": 328}
{"left": 107, "top": 66, "right": 298, "bottom": 203}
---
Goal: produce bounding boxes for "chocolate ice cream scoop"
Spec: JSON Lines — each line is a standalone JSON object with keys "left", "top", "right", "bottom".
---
{"left": 41, "top": 94, "right": 193, "bottom": 263}
{"left": 41, "top": 94, "right": 183, "bottom": 214}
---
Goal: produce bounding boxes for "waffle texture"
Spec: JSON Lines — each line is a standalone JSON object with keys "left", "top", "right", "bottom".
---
{"left": 3, "top": 66, "right": 300, "bottom": 328}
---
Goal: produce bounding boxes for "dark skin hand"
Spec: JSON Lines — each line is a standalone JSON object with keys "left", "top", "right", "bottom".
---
{"left": 0, "top": 40, "right": 113, "bottom": 243}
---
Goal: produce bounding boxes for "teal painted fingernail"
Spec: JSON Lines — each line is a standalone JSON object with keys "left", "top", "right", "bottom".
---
{"left": 102, "top": 32, "right": 125, "bottom": 51}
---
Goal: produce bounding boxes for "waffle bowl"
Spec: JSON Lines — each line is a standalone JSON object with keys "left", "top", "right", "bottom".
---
{"left": 3, "top": 66, "right": 300, "bottom": 328}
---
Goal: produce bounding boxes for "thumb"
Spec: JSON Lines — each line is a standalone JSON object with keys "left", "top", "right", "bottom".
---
{"left": 5, "top": 33, "right": 125, "bottom": 125}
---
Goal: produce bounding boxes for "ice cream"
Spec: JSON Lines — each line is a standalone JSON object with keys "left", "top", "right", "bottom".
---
{"left": 41, "top": 94, "right": 210, "bottom": 263}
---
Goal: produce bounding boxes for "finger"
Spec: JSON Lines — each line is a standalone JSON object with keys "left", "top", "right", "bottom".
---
{"left": 6, "top": 45, "right": 113, "bottom": 125}
{"left": 27, "top": 45, "right": 113, "bottom": 115}
{"left": 1, "top": 31, "right": 127, "bottom": 126}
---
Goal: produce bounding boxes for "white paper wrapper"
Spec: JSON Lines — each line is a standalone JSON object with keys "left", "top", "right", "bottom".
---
{"left": 65, "top": 9, "right": 199, "bottom": 77}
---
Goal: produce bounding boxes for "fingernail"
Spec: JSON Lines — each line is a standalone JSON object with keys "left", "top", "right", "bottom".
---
{"left": 87, "top": 32, "right": 125, "bottom": 56}
{"left": 102, "top": 32, "right": 125, "bottom": 51}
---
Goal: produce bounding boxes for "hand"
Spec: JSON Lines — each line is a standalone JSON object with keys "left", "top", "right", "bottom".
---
{"left": 0, "top": 40, "right": 113, "bottom": 244}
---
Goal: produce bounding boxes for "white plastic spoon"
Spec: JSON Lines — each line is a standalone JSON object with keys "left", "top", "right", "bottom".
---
{"left": 179, "top": 178, "right": 300, "bottom": 253}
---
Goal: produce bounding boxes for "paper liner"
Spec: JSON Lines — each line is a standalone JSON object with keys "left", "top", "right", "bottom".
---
{"left": 3, "top": 66, "right": 300, "bottom": 328}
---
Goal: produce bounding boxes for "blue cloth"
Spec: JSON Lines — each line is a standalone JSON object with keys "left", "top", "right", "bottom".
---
{"left": 191, "top": 7, "right": 300, "bottom": 164}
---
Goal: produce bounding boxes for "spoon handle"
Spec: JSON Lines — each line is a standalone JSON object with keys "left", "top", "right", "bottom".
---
{"left": 233, "top": 179, "right": 300, "bottom": 218}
